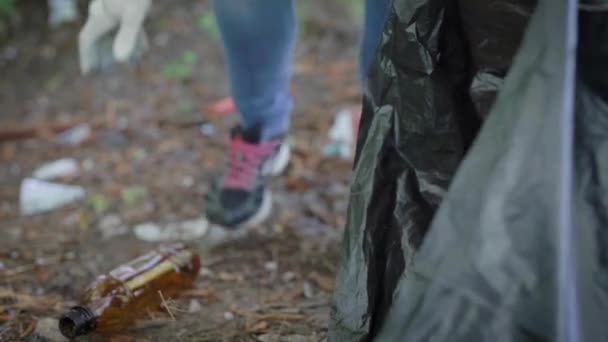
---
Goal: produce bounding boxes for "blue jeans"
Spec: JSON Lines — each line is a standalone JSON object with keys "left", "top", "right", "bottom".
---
{"left": 212, "top": 0, "right": 391, "bottom": 139}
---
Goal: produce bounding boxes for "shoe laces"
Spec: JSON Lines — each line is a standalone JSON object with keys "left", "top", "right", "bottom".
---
{"left": 223, "top": 135, "right": 277, "bottom": 189}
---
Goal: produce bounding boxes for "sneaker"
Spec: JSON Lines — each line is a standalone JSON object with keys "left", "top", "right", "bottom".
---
{"left": 203, "top": 125, "right": 290, "bottom": 230}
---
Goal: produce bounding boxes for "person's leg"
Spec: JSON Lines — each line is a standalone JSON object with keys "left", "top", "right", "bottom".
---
{"left": 358, "top": 0, "right": 391, "bottom": 89}
{"left": 204, "top": 0, "right": 295, "bottom": 230}
{"left": 212, "top": 0, "right": 296, "bottom": 139}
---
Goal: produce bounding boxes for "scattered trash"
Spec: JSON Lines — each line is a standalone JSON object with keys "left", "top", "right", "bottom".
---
{"left": 321, "top": 143, "right": 346, "bottom": 158}
{"left": 58, "top": 244, "right": 200, "bottom": 338}
{"left": 32, "top": 158, "right": 79, "bottom": 180}
{"left": 188, "top": 299, "right": 202, "bottom": 313}
{"left": 199, "top": 121, "right": 216, "bottom": 137}
{"left": 35, "top": 317, "right": 68, "bottom": 342}
{"left": 303, "top": 281, "right": 314, "bottom": 299}
{"left": 88, "top": 193, "right": 110, "bottom": 214}
{"left": 56, "top": 123, "right": 92, "bottom": 146}
{"left": 48, "top": 0, "right": 78, "bottom": 28}
{"left": 264, "top": 261, "right": 279, "bottom": 272}
{"left": 321, "top": 108, "right": 361, "bottom": 159}
{"left": 20, "top": 178, "right": 85, "bottom": 216}
{"left": 134, "top": 218, "right": 209, "bottom": 242}
{"left": 223, "top": 311, "right": 235, "bottom": 321}
{"left": 120, "top": 186, "right": 148, "bottom": 206}
{"left": 98, "top": 215, "right": 128, "bottom": 240}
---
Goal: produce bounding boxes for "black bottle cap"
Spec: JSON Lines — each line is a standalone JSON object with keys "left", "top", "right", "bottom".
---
{"left": 58, "top": 306, "right": 97, "bottom": 338}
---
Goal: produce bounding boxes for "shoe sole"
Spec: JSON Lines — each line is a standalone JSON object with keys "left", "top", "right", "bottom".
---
{"left": 270, "top": 140, "right": 290, "bottom": 176}
{"left": 200, "top": 189, "right": 272, "bottom": 248}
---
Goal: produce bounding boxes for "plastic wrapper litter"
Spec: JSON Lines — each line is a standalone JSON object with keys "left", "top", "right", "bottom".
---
{"left": 330, "top": 0, "right": 608, "bottom": 341}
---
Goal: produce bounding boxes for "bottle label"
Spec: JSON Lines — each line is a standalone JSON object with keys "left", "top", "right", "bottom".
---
{"left": 123, "top": 250, "right": 192, "bottom": 292}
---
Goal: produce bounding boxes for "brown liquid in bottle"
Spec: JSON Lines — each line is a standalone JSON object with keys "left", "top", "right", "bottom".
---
{"left": 59, "top": 243, "right": 200, "bottom": 338}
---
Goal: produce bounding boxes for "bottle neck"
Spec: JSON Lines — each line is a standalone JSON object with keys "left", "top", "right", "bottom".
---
{"left": 59, "top": 306, "right": 97, "bottom": 338}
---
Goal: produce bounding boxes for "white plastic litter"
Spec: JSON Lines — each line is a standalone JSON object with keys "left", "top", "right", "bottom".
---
{"left": 188, "top": 299, "right": 203, "bottom": 313}
{"left": 32, "top": 158, "right": 79, "bottom": 180}
{"left": 56, "top": 124, "right": 92, "bottom": 146}
{"left": 20, "top": 178, "right": 85, "bottom": 216}
{"left": 134, "top": 218, "right": 209, "bottom": 242}
{"left": 48, "top": 0, "right": 78, "bottom": 28}
{"left": 322, "top": 108, "right": 359, "bottom": 159}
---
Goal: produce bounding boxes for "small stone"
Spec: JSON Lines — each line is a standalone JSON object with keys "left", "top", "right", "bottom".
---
{"left": 282, "top": 271, "right": 297, "bottom": 282}
{"left": 264, "top": 261, "right": 278, "bottom": 272}
{"left": 181, "top": 176, "right": 194, "bottom": 188}
{"left": 7, "top": 226, "right": 22, "bottom": 241}
{"left": 134, "top": 218, "right": 209, "bottom": 242}
{"left": 188, "top": 299, "right": 202, "bottom": 313}
{"left": 199, "top": 122, "right": 216, "bottom": 137}
{"left": 82, "top": 158, "right": 95, "bottom": 171}
{"left": 223, "top": 311, "right": 235, "bottom": 321}
{"left": 35, "top": 317, "right": 69, "bottom": 341}
{"left": 200, "top": 267, "right": 214, "bottom": 277}
{"left": 257, "top": 334, "right": 279, "bottom": 342}
{"left": 98, "top": 215, "right": 128, "bottom": 240}
{"left": 9, "top": 163, "right": 21, "bottom": 176}
{"left": 286, "top": 335, "right": 310, "bottom": 342}
{"left": 10, "top": 250, "right": 19, "bottom": 259}
{"left": 154, "top": 32, "right": 171, "bottom": 47}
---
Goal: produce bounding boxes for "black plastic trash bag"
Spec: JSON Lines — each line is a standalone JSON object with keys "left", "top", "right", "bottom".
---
{"left": 330, "top": 0, "right": 608, "bottom": 341}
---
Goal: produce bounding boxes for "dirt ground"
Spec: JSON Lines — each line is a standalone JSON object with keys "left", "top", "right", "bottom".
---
{"left": 0, "top": 1, "right": 363, "bottom": 341}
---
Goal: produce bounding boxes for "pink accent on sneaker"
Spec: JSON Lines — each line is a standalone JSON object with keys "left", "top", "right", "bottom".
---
{"left": 223, "top": 135, "right": 279, "bottom": 189}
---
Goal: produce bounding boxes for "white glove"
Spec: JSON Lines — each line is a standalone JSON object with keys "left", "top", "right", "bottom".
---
{"left": 78, "top": 0, "right": 151, "bottom": 74}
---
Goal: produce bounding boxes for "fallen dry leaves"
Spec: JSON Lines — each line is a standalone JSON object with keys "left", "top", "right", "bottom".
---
{"left": 229, "top": 304, "right": 307, "bottom": 334}
{"left": 19, "top": 320, "right": 36, "bottom": 339}
{"left": 0, "top": 288, "right": 61, "bottom": 314}
{"left": 179, "top": 287, "right": 219, "bottom": 304}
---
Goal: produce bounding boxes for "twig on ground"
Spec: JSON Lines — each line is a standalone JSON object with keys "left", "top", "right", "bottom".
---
{"left": 158, "top": 291, "right": 176, "bottom": 321}
{"left": 19, "top": 319, "right": 36, "bottom": 339}
{"left": 0, "top": 288, "right": 60, "bottom": 313}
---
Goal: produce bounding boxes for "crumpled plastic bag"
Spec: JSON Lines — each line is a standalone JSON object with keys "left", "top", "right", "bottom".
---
{"left": 330, "top": 0, "right": 608, "bottom": 341}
